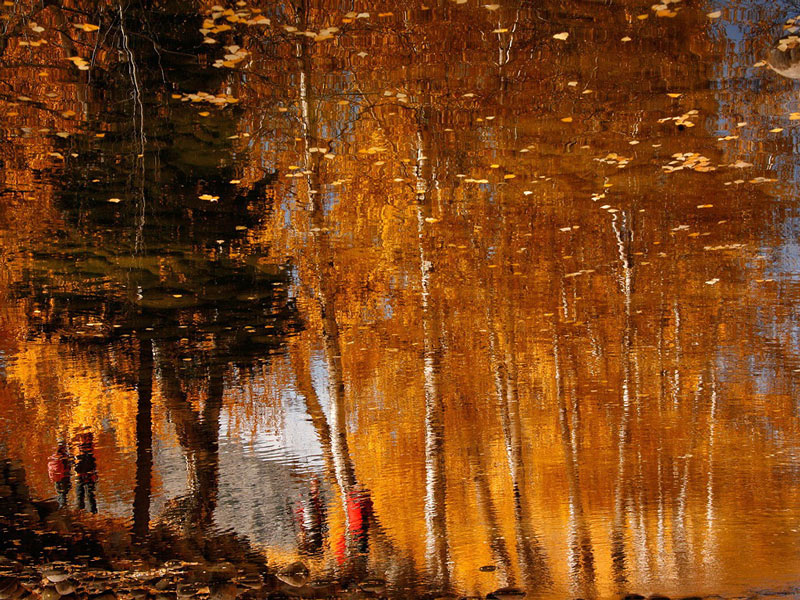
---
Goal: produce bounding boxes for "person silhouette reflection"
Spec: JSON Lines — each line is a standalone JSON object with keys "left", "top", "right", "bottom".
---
{"left": 47, "top": 441, "right": 72, "bottom": 508}
{"left": 335, "top": 484, "right": 374, "bottom": 564}
{"left": 74, "top": 432, "right": 98, "bottom": 513}
{"left": 294, "top": 476, "right": 326, "bottom": 555}
{"left": 347, "top": 485, "right": 372, "bottom": 554}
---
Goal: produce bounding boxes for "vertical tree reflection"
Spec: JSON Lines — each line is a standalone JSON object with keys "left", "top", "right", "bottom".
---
{"left": 554, "top": 329, "right": 597, "bottom": 600}
{"left": 158, "top": 355, "right": 223, "bottom": 532}
{"left": 415, "top": 122, "right": 450, "bottom": 591}
{"left": 133, "top": 336, "right": 153, "bottom": 541}
{"left": 611, "top": 209, "right": 634, "bottom": 592}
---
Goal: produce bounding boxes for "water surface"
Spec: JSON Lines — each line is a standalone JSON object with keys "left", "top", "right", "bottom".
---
{"left": 2, "top": 0, "right": 800, "bottom": 597}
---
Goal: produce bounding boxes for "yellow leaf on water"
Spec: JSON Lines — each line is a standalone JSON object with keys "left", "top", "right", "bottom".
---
{"left": 707, "top": 10, "right": 722, "bottom": 18}
{"left": 553, "top": 32, "right": 569, "bottom": 40}
{"left": 74, "top": 23, "right": 100, "bottom": 32}
{"left": 561, "top": 116, "right": 573, "bottom": 122}
{"left": 667, "top": 93, "right": 682, "bottom": 98}
{"left": 770, "top": 128, "right": 784, "bottom": 133}
{"left": 484, "top": 4, "right": 500, "bottom": 10}
{"left": 198, "top": 111, "right": 210, "bottom": 116}
{"left": 108, "top": 198, "right": 122, "bottom": 203}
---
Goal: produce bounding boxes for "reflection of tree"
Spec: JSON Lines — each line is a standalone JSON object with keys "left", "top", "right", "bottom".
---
{"left": 414, "top": 120, "right": 451, "bottom": 591}
{"left": 468, "top": 444, "right": 513, "bottom": 588}
{"left": 485, "top": 217, "right": 550, "bottom": 592}
{"left": 554, "top": 330, "right": 597, "bottom": 600}
{"left": 133, "top": 337, "right": 153, "bottom": 542}
{"left": 6, "top": 4, "right": 299, "bottom": 552}
{"left": 610, "top": 210, "right": 634, "bottom": 592}
{"left": 158, "top": 356, "right": 225, "bottom": 532}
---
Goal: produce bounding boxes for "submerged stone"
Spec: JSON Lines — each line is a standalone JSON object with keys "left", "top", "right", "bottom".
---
{"left": 275, "top": 563, "right": 308, "bottom": 588}
{"left": 232, "top": 576, "right": 261, "bottom": 591}
{"left": 358, "top": 579, "right": 386, "bottom": 595}
{"left": 0, "top": 577, "right": 21, "bottom": 600}
{"left": 55, "top": 579, "right": 77, "bottom": 596}
{"left": 42, "top": 570, "right": 70, "bottom": 584}
{"left": 208, "top": 582, "right": 238, "bottom": 600}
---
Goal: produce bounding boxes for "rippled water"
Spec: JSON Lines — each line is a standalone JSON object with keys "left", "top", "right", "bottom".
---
{"left": 3, "top": 0, "right": 800, "bottom": 597}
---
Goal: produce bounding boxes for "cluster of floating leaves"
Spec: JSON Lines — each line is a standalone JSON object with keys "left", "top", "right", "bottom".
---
{"left": 212, "top": 45, "right": 249, "bottom": 69}
{"left": 662, "top": 152, "right": 715, "bottom": 173}
{"left": 783, "top": 14, "right": 800, "bottom": 32}
{"left": 659, "top": 109, "right": 699, "bottom": 128}
{"left": 594, "top": 153, "right": 631, "bottom": 168}
{"left": 66, "top": 56, "right": 90, "bottom": 71}
{"left": 200, "top": 3, "right": 269, "bottom": 44}
{"left": 651, "top": 0, "right": 681, "bottom": 18}
{"left": 282, "top": 24, "right": 341, "bottom": 41}
{"left": 173, "top": 91, "right": 239, "bottom": 105}
{"left": 18, "top": 22, "right": 47, "bottom": 47}
{"left": 776, "top": 35, "right": 800, "bottom": 52}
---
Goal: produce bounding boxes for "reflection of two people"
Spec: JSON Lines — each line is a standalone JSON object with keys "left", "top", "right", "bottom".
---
{"left": 47, "top": 431, "right": 99, "bottom": 513}
{"left": 292, "top": 479, "right": 374, "bottom": 563}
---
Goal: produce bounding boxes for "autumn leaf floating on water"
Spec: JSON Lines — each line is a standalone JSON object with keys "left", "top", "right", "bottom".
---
{"left": 73, "top": 23, "right": 100, "bottom": 32}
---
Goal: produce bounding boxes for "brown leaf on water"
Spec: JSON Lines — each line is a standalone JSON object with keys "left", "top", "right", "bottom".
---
{"left": 74, "top": 23, "right": 100, "bottom": 32}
